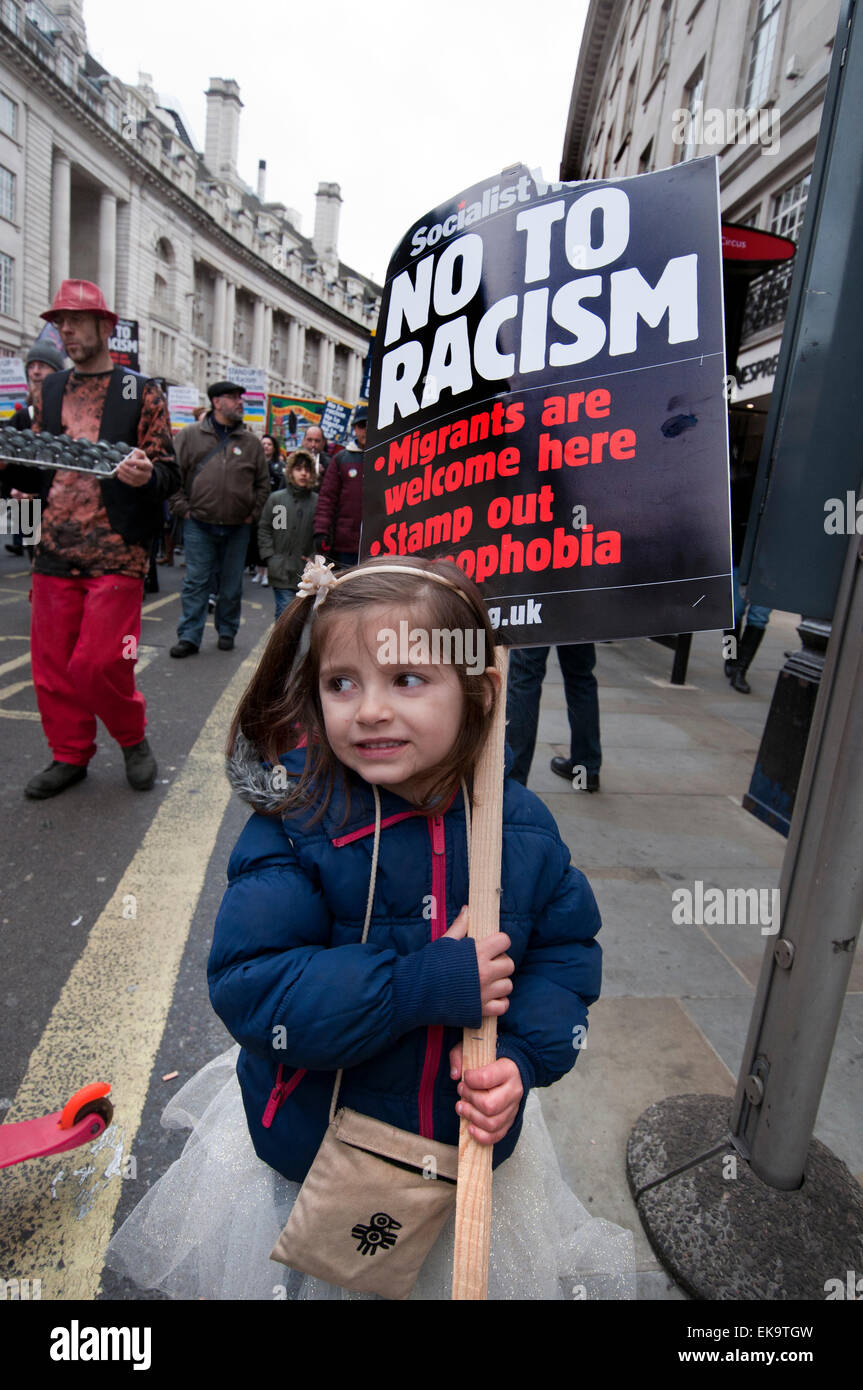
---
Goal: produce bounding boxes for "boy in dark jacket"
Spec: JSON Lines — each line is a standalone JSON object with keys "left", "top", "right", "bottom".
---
{"left": 257, "top": 450, "right": 318, "bottom": 618}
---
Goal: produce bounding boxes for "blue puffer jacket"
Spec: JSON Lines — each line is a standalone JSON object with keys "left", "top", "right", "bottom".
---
{"left": 208, "top": 737, "right": 602, "bottom": 1183}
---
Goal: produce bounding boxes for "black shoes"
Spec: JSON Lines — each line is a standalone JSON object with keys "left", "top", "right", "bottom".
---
{"left": 25, "top": 760, "right": 87, "bottom": 800}
{"left": 171, "top": 636, "right": 233, "bottom": 654}
{"left": 24, "top": 745, "right": 157, "bottom": 797}
{"left": 5, "top": 544, "right": 24, "bottom": 556}
{"left": 550, "top": 758, "right": 600, "bottom": 792}
{"left": 122, "top": 738, "right": 157, "bottom": 790}
{"left": 728, "top": 625, "right": 765, "bottom": 695}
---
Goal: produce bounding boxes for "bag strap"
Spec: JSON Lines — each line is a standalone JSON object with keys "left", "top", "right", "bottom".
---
{"left": 191, "top": 438, "right": 226, "bottom": 484}
{"left": 329, "top": 784, "right": 382, "bottom": 1121}
{"left": 328, "top": 778, "right": 472, "bottom": 1124}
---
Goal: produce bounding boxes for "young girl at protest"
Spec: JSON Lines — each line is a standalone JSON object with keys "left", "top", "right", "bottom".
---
{"left": 106, "top": 555, "right": 634, "bottom": 1299}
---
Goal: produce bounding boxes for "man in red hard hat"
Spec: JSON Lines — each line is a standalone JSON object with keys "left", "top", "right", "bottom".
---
{"left": 0, "top": 279, "right": 178, "bottom": 799}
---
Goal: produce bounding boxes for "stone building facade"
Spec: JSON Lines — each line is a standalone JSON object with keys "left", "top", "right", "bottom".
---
{"left": 0, "top": 0, "right": 380, "bottom": 405}
{"left": 561, "top": 0, "right": 842, "bottom": 425}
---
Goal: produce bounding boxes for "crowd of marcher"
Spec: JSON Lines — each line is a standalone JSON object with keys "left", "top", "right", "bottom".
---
{"left": 1, "top": 277, "right": 761, "bottom": 805}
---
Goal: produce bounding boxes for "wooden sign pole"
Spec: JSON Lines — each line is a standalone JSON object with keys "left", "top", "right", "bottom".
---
{"left": 451, "top": 644, "right": 509, "bottom": 1300}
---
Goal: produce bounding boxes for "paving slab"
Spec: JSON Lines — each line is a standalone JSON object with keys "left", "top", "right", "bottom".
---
{"left": 588, "top": 878, "right": 755, "bottom": 999}
{"left": 541, "top": 996, "right": 735, "bottom": 1280}
{"left": 523, "top": 608, "right": 861, "bottom": 1299}
{"left": 545, "top": 790, "right": 787, "bottom": 873}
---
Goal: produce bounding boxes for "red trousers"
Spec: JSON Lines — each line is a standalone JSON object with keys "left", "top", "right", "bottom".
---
{"left": 30, "top": 573, "right": 147, "bottom": 765}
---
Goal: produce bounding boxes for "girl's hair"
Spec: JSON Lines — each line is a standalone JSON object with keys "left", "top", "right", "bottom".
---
{"left": 228, "top": 554, "right": 499, "bottom": 820}
{"left": 261, "top": 434, "right": 282, "bottom": 461}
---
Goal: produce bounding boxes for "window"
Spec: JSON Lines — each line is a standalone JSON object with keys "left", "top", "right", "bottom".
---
{"left": 2, "top": 1, "right": 21, "bottom": 35}
{"left": 745, "top": 0, "right": 781, "bottom": 108}
{"left": 623, "top": 66, "right": 638, "bottom": 135}
{"left": 770, "top": 173, "right": 810, "bottom": 242}
{"left": 25, "top": 0, "right": 58, "bottom": 39}
{"left": 677, "top": 64, "right": 704, "bottom": 163}
{"left": 0, "top": 251, "right": 13, "bottom": 316}
{"left": 58, "top": 49, "right": 75, "bottom": 85}
{"left": 739, "top": 206, "right": 760, "bottom": 228}
{"left": 655, "top": 0, "right": 672, "bottom": 74}
{"left": 105, "top": 99, "right": 120, "bottom": 131}
{"left": 0, "top": 164, "right": 14, "bottom": 219}
{"left": 639, "top": 139, "right": 653, "bottom": 174}
{"left": 0, "top": 91, "right": 16, "bottom": 138}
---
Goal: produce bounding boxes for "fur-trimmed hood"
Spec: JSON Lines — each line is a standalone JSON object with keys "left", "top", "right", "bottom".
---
{"left": 226, "top": 729, "right": 516, "bottom": 822}
{"left": 225, "top": 730, "right": 303, "bottom": 814}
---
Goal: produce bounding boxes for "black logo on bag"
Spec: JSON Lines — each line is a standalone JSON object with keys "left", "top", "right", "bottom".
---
{"left": 351, "top": 1211, "right": 402, "bottom": 1256}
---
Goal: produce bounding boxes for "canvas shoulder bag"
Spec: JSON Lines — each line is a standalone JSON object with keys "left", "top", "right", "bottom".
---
{"left": 270, "top": 783, "right": 471, "bottom": 1300}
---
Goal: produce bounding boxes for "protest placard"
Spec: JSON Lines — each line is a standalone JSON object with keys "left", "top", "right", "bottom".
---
{"left": 0, "top": 356, "right": 27, "bottom": 421}
{"left": 167, "top": 386, "right": 200, "bottom": 431}
{"left": 108, "top": 319, "right": 140, "bottom": 371}
{"left": 363, "top": 158, "right": 732, "bottom": 1299}
{"left": 363, "top": 158, "right": 732, "bottom": 646}
{"left": 319, "top": 397, "right": 352, "bottom": 442}
{"left": 227, "top": 365, "right": 268, "bottom": 394}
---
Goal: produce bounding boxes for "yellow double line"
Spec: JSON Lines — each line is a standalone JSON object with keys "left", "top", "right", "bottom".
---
{"left": 0, "top": 634, "right": 268, "bottom": 1299}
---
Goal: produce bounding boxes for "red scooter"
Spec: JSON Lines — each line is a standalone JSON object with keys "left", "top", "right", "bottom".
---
{"left": 0, "top": 1084, "right": 113, "bottom": 1170}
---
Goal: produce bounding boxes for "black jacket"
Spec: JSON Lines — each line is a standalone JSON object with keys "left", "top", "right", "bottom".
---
{"left": 1, "top": 367, "right": 178, "bottom": 546}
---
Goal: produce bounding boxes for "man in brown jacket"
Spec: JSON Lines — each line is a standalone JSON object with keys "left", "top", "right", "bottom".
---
{"left": 169, "top": 381, "right": 269, "bottom": 655}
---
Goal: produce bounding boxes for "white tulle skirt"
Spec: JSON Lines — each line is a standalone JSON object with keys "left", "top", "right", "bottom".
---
{"left": 106, "top": 1047, "right": 636, "bottom": 1300}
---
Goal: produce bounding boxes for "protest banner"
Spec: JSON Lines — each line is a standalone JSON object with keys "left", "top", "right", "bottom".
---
{"left": 226, "top": 366, "right": 268, "bottom": 432}
{"left": 0, "top": 356, "right": 27, "bottom": 421}
{"left": 364, "top": 158, "right": 732, "bottom": 647}
{"left": 167, "top": 386, "right": 200, "bottom": 432}
{"left": 267, "top": 395, "right": 324, "bottom": 446}
{"left": 364, "top": 158, "right": 731, "bottom": 1299}
{"left": 227, "top": 365, "right": 267, "bottom": 394}
{"left": 359, "top": 338, "right": 374, "bottom": 404}
{"left": 319, "top": 397, "right": 352, "bottom": 442}
{"left": 108, "top": 319, "right": 140, "bottom": 371}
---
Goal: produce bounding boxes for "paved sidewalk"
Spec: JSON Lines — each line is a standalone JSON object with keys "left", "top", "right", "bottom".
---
{"left": 530, "top": 614, "right": 863, "bottom": 1299}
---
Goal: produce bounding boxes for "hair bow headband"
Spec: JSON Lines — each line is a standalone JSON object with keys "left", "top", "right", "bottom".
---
{"left": 297, "top": 555, "right": 339, "bottom": 610}
{"left": 290, "top": 555, "right": 479, "bottom": 677}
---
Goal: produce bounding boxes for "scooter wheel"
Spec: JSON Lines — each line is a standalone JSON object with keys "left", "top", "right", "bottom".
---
{"left": 59, "top": 1082, "right": 112, "bottom": 1130}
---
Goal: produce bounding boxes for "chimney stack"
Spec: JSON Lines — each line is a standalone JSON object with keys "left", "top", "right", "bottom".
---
{"left": 313, "top": 182, "right": 342, "bottom": 269}
{"left": 204, "top": 78, "right": 243, "bottom": 177}
{"left": 53, "top": 0, "right": 87, "bottom": 51}
{"left": 257, "top": 160, "right": 267, "bottom": 201}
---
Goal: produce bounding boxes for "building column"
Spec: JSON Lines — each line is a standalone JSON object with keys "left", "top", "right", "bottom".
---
{"left": 318, "top": 337, "right": 333, "bottom": 396}
{"left": 224, "top": 282, "right": 236, "bottom": 365}
{"left": 50, "top": 152, "right": 71, "bottom": 294}
{"left": 286, "top": 318, "right": 299, "bottom": 381}
{"left": 295, "top": 322, "right": 306, "bottom": 387}
{"left": 349, "top": 350, "right": 362, "bottom": 403}
{"left": 252, "top": 297, "right": 265, "bottom": 367}
{"left": 212, "top": 273, "right": 227, "bottom": 371}
{"left": 97, "top": 190, "right": 117, "bottom": 306}
{"left": 262, "top": 304, "right": 273, "bottom": 382}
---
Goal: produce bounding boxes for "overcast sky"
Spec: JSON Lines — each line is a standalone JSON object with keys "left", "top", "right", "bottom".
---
{"left": 84, "top": 0, "right": 589, "bottom": 286}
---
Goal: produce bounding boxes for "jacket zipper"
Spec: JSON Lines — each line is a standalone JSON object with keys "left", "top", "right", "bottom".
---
{"left": 418, "top": 815, "right": 447, "bottom": 1139}
{"left": 261, "top": 1064, "right": 306, "bottom": 1128}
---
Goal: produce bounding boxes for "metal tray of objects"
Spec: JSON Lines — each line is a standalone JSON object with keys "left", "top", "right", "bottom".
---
{"left": 0, "top": 453, "right": 126, "bottom": 477}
